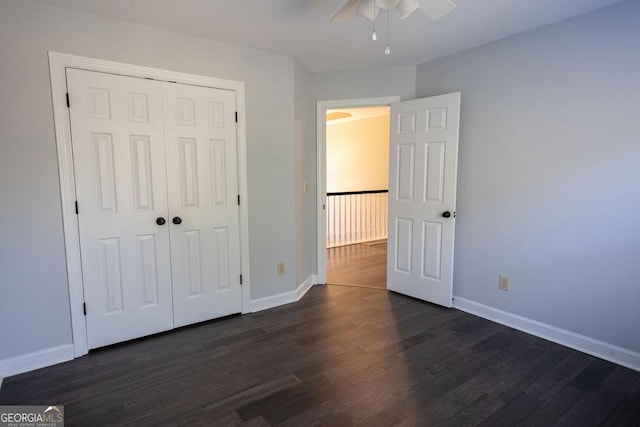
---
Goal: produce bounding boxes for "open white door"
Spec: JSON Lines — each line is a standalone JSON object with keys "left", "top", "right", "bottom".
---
{"left": 387, "top": 93, "right": 460, "bottom": 307}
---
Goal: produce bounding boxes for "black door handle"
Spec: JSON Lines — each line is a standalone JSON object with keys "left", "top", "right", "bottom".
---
{"left": 156, "top": 217, "right": 166, "bottom": 226}
{"left": 442, "top": 211, "right": 451, "bottom": 218}
{"left": 172, "top": 216, "right": 182, "bottom": 225}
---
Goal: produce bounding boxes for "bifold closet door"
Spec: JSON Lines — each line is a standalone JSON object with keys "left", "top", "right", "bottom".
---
{"left": 68, "top": 69, "right": 244, "bottom": 348}
{"left": 67, "top": 69, "right": 174, "bottom": 349}
{"left": 163, "top": 83, "right": 243, "bottom": 327}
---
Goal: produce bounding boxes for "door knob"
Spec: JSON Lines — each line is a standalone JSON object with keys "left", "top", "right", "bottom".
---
{"left": 156, "top": 217, "right": 166, "bottom": 226}
{"left": 442, "top": 211, "right": 452, "bottom": 218}
{"left": 172, "top": 216, "right": 182, "bottom": 225}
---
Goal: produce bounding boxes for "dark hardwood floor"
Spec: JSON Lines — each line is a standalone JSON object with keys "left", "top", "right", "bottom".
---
{"left": 327, "top": 241, "right": 387, "bottom": 289}
{"left": 1, "top": 285, "right": 639, "bottom": 426}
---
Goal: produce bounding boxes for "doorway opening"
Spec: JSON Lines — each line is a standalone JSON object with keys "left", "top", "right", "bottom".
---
{"left": 326, "top": 106, "right": 390, "bottom": 289}
{"left": 318, "top": 93, "right": 461, "bottom": 308}
{"left": 316, "top": 96, "right": 400, "bottom": 288}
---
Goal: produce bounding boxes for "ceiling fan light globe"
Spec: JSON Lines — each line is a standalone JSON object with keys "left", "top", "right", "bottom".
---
{"left": 330, "top": 0, "right": 360, "bottom": 22}
{"left": 357, "top": 0, "right": 378, "bottom": 21}
{"left": 418, "top": 0, "right": 456, "bottom": 20}
{"left": 396, "top": 0, "right": 420, "bottom": 19}
{"left": 376, "top": 0, "right": 401, "bottom": 10}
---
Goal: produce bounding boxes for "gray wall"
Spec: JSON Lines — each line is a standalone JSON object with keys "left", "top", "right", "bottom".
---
{"left": 0, "top": 0, "right": 297, "bottom": 360}
{"left": 313, "top": 65, "right": 416, "bottom": 102}
{"left": 416, "top": 0, "right": 640, "bottom": 352}
{"left": 294, "top": 62, "right": 316, "bottom": 286}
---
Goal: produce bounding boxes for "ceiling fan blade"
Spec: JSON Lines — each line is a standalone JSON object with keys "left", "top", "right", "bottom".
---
{"left": 396, "top": 0, "right": 420, "bottom": 20}
{"left": 331, "top": 0, "right": 362, "bottom": 22}
{"left": 357, "top": 0, "right": 377, "bottom": 22}
{"left": 418, "top": 0, "right": 456, "bottom": 20}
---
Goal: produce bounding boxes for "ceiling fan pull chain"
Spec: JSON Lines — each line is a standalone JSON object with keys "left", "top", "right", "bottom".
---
{"left": 385, "top": 9, "right": 391, "bottom": 54}
{"left": 372, "top": 1, "right": 378, "bottom": 40}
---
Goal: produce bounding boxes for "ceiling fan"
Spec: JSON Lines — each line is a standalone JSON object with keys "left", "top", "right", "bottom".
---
{"left": 332, "top": 0, "right": 456, "bottom": 22}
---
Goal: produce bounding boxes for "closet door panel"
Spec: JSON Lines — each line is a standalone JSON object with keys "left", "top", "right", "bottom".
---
{"left": 67, "top": 69, "right": 173, "bottom": 349}
{"left": 164, "top": 83, "right": 242, "bottom": 327}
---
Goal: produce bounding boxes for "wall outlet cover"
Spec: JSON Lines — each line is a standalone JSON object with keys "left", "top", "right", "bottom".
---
{"left": 499, "top": 275, "right": 510, "bottom": 291}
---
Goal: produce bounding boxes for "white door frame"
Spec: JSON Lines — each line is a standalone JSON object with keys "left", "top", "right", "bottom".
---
{"left": 49, "top": 52, "right": 252, "bottom": 358}
{"left": 316, "top": 96, "right": 400, "bottom": 284}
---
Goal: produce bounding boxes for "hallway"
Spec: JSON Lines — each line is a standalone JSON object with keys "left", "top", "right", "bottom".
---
{"left": 326, "top": 241, "right": 387, "bottom": 289}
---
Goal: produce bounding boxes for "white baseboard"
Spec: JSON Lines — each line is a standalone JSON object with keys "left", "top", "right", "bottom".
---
{"left": 296, "top": 274, "right": 316, "bottom": 300}
{"left": 0, "top": 344, "right": 74, "bottom": 379}
{"left": 453, "top": 296, "right": 640, "bottom": 372}
{"left": 250, "top": 275, "right": 316, "bottom": 313}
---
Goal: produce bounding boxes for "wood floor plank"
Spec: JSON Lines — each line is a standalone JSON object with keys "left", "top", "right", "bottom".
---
{"left": 567, "top": 358, "right": 618, "bottom": 391}
{"left": 523, "top": 350, "right": 594, "bottom": 400}
{"left": 601, "top": 398, "right": 640, "bottom": 426}
{"left": 560, "top": 384, "right": 626, "bottom": 425}
{"left": 476, "top": 391, "right": 542, "bottom": 426}
{"left": 519, "top": 384, "right": 586, "bottom": 426}
{"left": 438, "top": 393, "right": 505, "bottom": 427}
{"left": 327, "top": 242, "right": 387, "bottom": 289}
{"left": 236, "top": 380, "right": 306, "bottom": 420}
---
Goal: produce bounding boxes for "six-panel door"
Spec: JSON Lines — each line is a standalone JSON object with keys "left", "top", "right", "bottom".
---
{"left": 387, "top": 93, "right": 461, "bottom": 308}
{"left": 67, "top": 69, "right": 174, "bottom": 349}
{"left": 163, "top": 83, "right": 242, "bottom": 327}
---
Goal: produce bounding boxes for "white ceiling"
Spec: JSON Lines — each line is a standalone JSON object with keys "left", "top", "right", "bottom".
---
{"left": 327, "top": 106, "right": 390, "bottom": 125}
{"left": 38, "top": 0, "right": 625, "bottom": 72}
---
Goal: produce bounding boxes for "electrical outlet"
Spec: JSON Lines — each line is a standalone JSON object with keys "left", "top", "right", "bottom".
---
{"left": 277, "top": 262, "right": 285, "bottom": 276}
{"left": 499, "top": 275, "right": 510, "bottom": 291}
{"left": 303, "top": 181, "right": 309, "bottom": 192}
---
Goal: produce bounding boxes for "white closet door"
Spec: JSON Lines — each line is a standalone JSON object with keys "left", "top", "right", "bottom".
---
{"left": 387, "top": 93, "right": 461, "bottom": 308}
{"left": 163, "top": 82, "right": 243, "bottom": 327}
{"left": 67, "top": 69, "right": 174, "bottom": 349}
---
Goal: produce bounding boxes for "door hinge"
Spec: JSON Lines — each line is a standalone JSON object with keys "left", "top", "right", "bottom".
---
{"left": 240, "top": 274, "right": 243, "bottom": 285}
{"left": 66, "top": 93, "right": 70, "bottom": 108}
{"left": 83, "top": 303, "right": 87, "bottom": 316}
{"left": 237, "top": 194, "right": 241, "bottom": 206}
{"left": 75, "top": 201, "right": 79, "bottom": 214}
{"left": 235, "top": 111, "right": 238, "bottom": 123}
